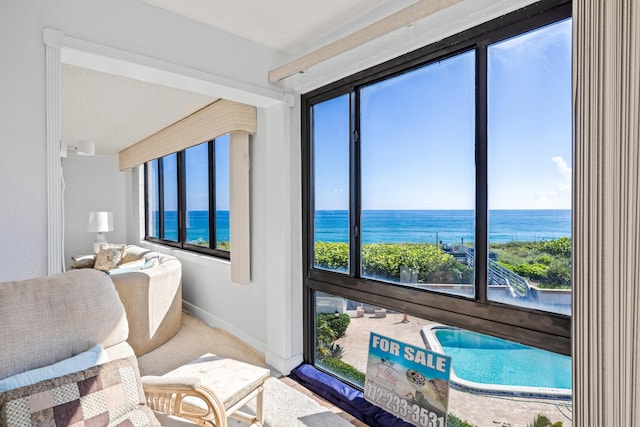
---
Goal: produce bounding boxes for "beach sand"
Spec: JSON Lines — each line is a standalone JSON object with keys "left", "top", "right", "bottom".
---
{"left": 334, "top": 312, "right": 573, "bottom": 427}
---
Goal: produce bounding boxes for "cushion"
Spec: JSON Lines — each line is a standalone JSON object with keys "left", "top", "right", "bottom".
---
{"left": 94, "top": 244, "right": 127, "bottom": 271}
{"left": 105, "top": 259, "right": 147, "bottom": 276}
{"left": 71, "top": 254, "right": 96, "bottom": 269}
{"left": 141, "top": 257, "right": 160, "bottom": 269}
{"left": 120, "top": 246, "right": 153, "bottom": 264}
{"left": 142, "top": 252, "right": 160, "bottom": 262}
{"left": 0, "top": 357, "right": 160, "bottom": 427}
{"left": 0, "top": 345, "right": 108, "bottom": 392}
{"left": 0, "top": 269, "right": 129, "bottom": 380}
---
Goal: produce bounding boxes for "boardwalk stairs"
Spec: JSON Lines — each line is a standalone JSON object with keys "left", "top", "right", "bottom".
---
{"left": 445, "top": 245, "right": 530, "bottom": 298}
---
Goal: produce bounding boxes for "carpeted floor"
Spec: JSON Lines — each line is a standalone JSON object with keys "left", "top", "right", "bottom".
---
{"left": 137, "top": 314, "right": 353, "bottom": 427}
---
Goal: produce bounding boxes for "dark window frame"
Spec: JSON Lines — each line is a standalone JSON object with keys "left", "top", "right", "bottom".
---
{"left": 301, "top": 0, "right": 572, "bottom": 368}
{"left": 144, "top": 139, "right": 230, "bottom": 259}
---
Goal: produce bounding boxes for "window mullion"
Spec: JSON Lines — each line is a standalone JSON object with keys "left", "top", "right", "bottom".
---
{"left": 158, "top": 158, "right": 165, "bottom": 239}
{"left": 307, "top": 109, "right": 316, "bottom": 275}
{"left": 349, "top": 90, "right": 361, "bottom": 278}
{"left": 178, "top": 151, "right": 186, "bottom": 246}
{"left": 209, "top": 140, "right": 216, "bottom": 250}
{"left": 476, "top": 43, "right": 489, "bottom": 303}
{"left": 143, "top": 162, "right": 149, "bottom": 238}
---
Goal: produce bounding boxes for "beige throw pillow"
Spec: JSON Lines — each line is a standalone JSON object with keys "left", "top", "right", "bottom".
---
{"left": 93, "top": 243, "right": 126, "bottom": 271}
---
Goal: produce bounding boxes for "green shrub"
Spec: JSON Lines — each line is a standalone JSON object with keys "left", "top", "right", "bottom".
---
{"left": 320, "top": 313, "right": 351, "bottom": 339}
{"left": 330, "top": 343, "right": 344, "bottom": 359}
{"left": 315, "top": 313, "right": 350, "bottom": 361}
{"left": 314, "top": 241, "right": 473, "bottom": 284}
{"left": 315, "top": 316, "right": 336, "bottom": 351}
{"left": 447, "top": 414, "right": 475, "bottom": 427}
{"left": 528, "top": 414, "right": 562, "bottom": 427}
{"left": 491, "top": 238, "right": 572, "bottom": 289}
{"left": 316, "top": 313, "right": 350, "bottom": 338}
{"left": 362, "top": 243, "right": 461, "bottom": 283}
{"left": 537, "top": 254, "right": 554, "bottom": 265}
{"left": 314, "top": 241, "right": 349, "bottom": 271}
{"left": 540, "top": 237, "right": 571, "bottom": 256}
{"left": 315, "top": 238, "right": 571, "bottom": 288}
{"left": 545, "top": 259, "right": 571, "bottom": 288}
{"left": 317, "top": 356, "right": 365, "bottom": 387}
{"left": 513, "top": 263, "right": 548, "bottom": 281}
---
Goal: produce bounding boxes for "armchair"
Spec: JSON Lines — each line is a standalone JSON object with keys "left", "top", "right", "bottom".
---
{"left": 0, "top": 269, "right": 266, "bottom": 427}
{"left": 71, "top": 244, "right": 183, "bottom": 356}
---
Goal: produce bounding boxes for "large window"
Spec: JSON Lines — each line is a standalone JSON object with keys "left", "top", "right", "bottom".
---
{"left": 359, "top": 50, "right": 476, "bottom": 298}
{"left": 303, "top": 0, "right": 572, "bottom": 381}
{"left": 487, "top": 19, "right": 572, "bottom": 313}
{"left": 145, "top": 135, "right": 230, "bottom": 258}
{"left": 312, "top": 292, "right": 572, "bottom": 426}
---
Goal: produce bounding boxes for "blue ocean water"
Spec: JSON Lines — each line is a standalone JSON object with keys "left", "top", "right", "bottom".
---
{"left": 157, "top": 210, "right": 570, "bottom": 245}
{"left": 161, "top": 211, "right": 229, "bottom": 243}
{"left": 314, "top": 210, "right": 571, "bottom": 244}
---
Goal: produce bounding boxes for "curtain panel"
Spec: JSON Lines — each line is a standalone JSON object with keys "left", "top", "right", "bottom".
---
{"left": 573, "top": 1, "right": 640, "bottom": 424}
{"left": 120, "top": 99, "right": 256, "bottom": 284}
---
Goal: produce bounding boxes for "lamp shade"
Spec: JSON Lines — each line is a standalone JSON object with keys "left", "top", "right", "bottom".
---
{"left": 87, "top": 211, "right": 114, "bottom": 233}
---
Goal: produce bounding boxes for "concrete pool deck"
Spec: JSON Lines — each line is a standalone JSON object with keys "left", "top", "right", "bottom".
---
{"left": 334, "top": 312, "right": 573, "bottom": 427}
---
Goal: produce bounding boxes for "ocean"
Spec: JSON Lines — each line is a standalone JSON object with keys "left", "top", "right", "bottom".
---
{"left": 160, "top": 209, "right": 571, "bottom": 245}
{"left": 162, "top": 210, "right": 230, "bottom": 243}
{"left": 314, "top": 210, "right": 571, "bottom": 245}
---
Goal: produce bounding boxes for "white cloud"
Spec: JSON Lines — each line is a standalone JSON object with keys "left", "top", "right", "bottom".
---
{"left": 535, "top": 156, "right": 572, "bottom": 207}
{"left": 552, "top": 156, "right": 572, "bottom": 192}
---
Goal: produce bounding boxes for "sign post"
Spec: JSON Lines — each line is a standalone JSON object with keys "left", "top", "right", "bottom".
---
{"left": 364, "top": 332, "right": 451, "bottom": 427}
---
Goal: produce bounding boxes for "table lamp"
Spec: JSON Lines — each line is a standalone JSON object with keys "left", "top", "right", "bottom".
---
{"left": 88, "top": 211, "right": 114, "bottom": 253}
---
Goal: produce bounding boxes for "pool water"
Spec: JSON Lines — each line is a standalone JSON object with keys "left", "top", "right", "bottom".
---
{"left": 434, "top": 328, "right": 572, "bottom": 390}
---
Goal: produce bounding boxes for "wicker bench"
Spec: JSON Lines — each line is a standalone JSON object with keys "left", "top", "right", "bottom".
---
{"left": 143, "top": 354, "right": 270, "bottom": 427}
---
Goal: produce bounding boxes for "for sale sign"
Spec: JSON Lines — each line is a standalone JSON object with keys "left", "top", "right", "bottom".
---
{"left": 364, "top": 332, "right": 451, "bottom": 427}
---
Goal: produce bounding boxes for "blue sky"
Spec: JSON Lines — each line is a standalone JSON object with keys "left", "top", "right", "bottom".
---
{"left": 314, "top": 18, "right": 572, "bottom": 211}
{"left": 163, "top": 134, "right": 230, "bottom": 212}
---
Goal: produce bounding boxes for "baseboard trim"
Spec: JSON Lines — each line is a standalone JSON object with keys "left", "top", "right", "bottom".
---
{"left": 182, "top": 301, "right": 266, "bottom": 354}
{"left": 266, "top": 351, "right": 303, "bottom": 376}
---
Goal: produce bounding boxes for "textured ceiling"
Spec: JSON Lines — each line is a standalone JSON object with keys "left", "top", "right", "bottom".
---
{"left": 61, "top": 64, "right": 216, "bottom": 156}
{"left": 62, "top": 1, "right": 532, "bottom": 156}
{"left": 59, "top": 0, "right": 423, "bottom": 156}
{"left": 139, "top": 0, "right": 400, "bottom": 53}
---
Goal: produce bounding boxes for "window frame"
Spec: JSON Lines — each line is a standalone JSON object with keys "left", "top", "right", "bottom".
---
{"left": 144, "top": 139, "right": 230, "bottom": 259}
{"left": 301, "top": 0, "right": 572, "bottom": 367}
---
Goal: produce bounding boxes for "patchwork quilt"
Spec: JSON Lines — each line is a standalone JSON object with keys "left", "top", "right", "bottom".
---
{"left": 0, "top": 357, "right": 160, "bottom": 427}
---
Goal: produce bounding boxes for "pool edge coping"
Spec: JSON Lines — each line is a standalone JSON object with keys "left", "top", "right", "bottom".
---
{"left": 421, "top": 324, "right": 572, "bottom": 400}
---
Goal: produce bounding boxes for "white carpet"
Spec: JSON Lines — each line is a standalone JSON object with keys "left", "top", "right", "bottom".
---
{"left": 229, "top": 378, "right": 352, "bottom": 427}
{"left": 156, "top": 377, "right": 353, "bottom": 427}
{"left": 139, "top": 314, "right": 353, "bottom": 427}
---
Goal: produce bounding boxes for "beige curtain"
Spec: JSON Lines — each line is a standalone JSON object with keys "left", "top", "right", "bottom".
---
{"left": 573, "top": 1, "right": 640, "bottom": 425}
{"left": 118, "top": 99, "right": 256, "bottom": 171}
{"left": 119, "top": 99, "right": 255, "bottom": 285}
{"left": 229, "top": 132, "right": 251, "bottom": 284}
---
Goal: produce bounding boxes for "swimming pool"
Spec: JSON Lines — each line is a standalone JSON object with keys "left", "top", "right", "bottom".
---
{"left": 422, "top": 325, "right": 572, "bottom": 398}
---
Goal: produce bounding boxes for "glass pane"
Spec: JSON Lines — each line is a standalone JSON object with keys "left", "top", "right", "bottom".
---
{"left": 146, "top": 160, "right": 159, "bottom": 238}
{"left": 185, "top": 142, "right": 209, "bottom": 247}
{"left": 162, "top": 153, "right": 179, "bottom": 241}
{"left": 312, "top": 95, "right": 350, "bottom": 273}
{"left": 360, "top": 51, "right": 476, "bottom": 297}
{"left": 313, "top": 291, "right": 572, "bottom": 426}
{"left": 488, "top": 19, "right": 572, "bottom": 315}
{"left": 215, "top": 135, "right": 230, "bottom": 251}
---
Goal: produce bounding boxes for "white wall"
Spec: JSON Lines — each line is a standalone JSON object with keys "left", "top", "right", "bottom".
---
{"left": 136, "top": 103, "right": 303, "bottom": 373}
{"left": 0, "top": 0, "right": 301, "bottom": 374}
{"left": 62, "top": 155, "right": 128, "bottom": 270}
{"left": 0, "top": 0, "right": 284, "bottom": 281}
